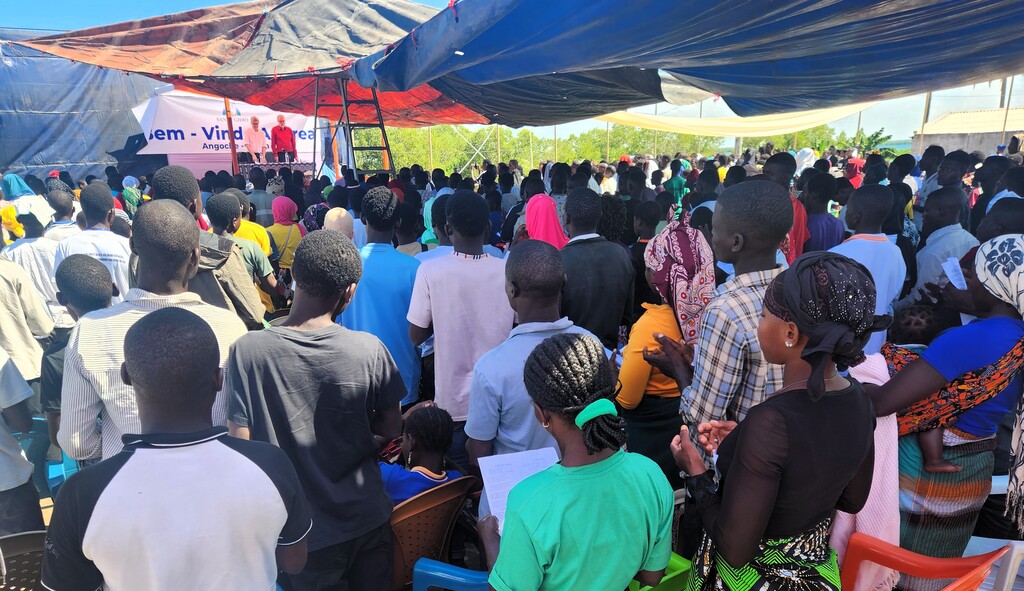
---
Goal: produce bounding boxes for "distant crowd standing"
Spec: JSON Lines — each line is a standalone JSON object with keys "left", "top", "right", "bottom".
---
{"left": 1, "top": 134, "right": 1024, "bottom": 591}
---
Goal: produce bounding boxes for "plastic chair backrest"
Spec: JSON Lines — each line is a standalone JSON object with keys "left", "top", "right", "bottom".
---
{"left": 0, "top": 530, "right": 46, "bottom": 590}
{"left": 390, "top": 476, "right": 475, "bottom": 591}
{"left": 841, "top": 532, "right": 1008, "bottom": 591}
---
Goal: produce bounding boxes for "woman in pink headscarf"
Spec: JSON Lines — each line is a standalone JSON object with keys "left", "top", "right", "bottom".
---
{"left": 523, "top": 194, "right": 568, "bottom": 250}
{"left": 268, "top": 197, "right": 306, "bottom": 270}
{"left": 615, "top": 215, "right": 715, "bottom": 488}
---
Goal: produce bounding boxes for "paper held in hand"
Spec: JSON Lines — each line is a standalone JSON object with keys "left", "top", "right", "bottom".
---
{"left": 478, "top": 447, "right": 559, "bottom": 533}
{"left": 941, "top": 257, "right": 976, "bottom": 326}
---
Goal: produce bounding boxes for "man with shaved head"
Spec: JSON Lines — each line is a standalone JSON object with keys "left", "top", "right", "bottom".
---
{"left": 58, "top": 199, "right": 248, "bottom": 461}
{"left": 324, "top": 207, "right": 355, "bottom": 239}
{"left": 465, "top": 239, "right": 602, "bottom": 483}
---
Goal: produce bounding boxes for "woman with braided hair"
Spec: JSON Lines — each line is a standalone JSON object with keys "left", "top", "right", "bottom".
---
{"left": 477, "top": 332, "right": 675, "bottom": 591}
{"left": 671, "top": 252, "right": 882, "bottom": 591}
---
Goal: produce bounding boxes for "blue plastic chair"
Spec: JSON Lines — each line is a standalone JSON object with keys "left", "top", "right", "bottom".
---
{"left": 412, "top": 558, "right": 488, "bottom": 591}
{"left": 412, "top": 553, "right": 692, "bottom": 591}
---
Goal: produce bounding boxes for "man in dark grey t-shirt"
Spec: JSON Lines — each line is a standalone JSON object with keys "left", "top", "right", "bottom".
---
{"left": 228, "top": 230, "right": 405, "bottom": 590}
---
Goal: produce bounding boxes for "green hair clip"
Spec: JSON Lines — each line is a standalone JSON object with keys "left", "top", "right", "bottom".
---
{"left": 574, "top": 398, "right": 618, "bottom": 429}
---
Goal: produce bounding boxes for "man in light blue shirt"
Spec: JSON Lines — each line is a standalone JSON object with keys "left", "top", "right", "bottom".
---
{"left": 465, "top": 240, "right": 598, "bottom": 466}
{"left": 340, "top": 186, "right": 420, "bottom": 406}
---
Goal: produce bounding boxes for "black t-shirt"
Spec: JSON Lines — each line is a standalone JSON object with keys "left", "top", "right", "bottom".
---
{"left": 227, "top": 324, "right": 405, "bottom": 550}
{"left": 692, "top": 381, "right": 875, "bottom": 567}
{"left": 561, "top": 237, "right": 635, "bottom": 350}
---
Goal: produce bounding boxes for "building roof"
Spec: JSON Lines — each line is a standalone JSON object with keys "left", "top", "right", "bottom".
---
{"left": 922, "top": 108, "right": 1024, "bottom": 135}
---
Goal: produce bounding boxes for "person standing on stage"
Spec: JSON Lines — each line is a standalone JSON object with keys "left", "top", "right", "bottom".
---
{"left": 272, "top": 115, "right": 297, "bottom": 164}
{"left": 243, "top": 116, "right": 268, "bottom": 164}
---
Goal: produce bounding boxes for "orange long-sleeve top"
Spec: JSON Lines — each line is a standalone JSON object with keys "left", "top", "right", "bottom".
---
{"left": 616, "top": 303, "right": 682, "bottom": 410}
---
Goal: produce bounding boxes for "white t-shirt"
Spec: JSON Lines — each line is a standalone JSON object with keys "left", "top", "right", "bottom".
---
{"left": 54, "top": 228, "right": 132, "bottom": 305}
{"left": 44, "top": 220, "right": 82, "bottom": 243}
{"left": 407, "top": 252, "right": 515, "bottom": 421}
{"left": 0, "top": 350, "right": 36, "bottom": 492}
{"left": 2, "top": 237, "right": 75, "bottom": 328}
{"left": 830, "top": 234, "right": 907, "bottom": 355}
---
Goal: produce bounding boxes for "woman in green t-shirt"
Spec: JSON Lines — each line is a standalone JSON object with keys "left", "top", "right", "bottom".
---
{"left": 477, "top": 333, "right": 675, "bottom": 591}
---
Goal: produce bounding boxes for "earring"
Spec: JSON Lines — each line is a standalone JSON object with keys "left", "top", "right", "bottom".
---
{"left": 405, "top": 452, "right": 413, "bottom": 470}
{"left": 542, "top": 420, "right": 551, "bottom": 429}
{"left": 785, "top": 341, "right": 794, "bottom": 348}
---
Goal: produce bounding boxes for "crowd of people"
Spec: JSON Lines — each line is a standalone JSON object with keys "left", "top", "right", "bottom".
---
{"left": 1, "top": 133, "right": 1024, "bottom": 591}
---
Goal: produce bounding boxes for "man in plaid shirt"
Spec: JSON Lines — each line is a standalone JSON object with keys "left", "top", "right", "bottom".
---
{"left": 677, "top": 180, "right": 793, "bottom": 427}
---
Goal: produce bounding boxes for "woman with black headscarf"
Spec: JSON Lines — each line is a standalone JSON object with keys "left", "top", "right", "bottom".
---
{"left": 664, "top": 252, "right": 885, "bottom": 591}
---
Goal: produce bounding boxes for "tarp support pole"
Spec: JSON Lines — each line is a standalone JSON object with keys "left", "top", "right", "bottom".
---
{"left": 428, "top": 127, "right": 434, "bottom": 169}
{"left": 917, "top": 92, "right": 933, "bottom": 154}
{"left": 734, "top": 136, "right": 742, "bottom": 156}
{"left": 312, "top": 77, "right": 320, "bottom": 173}
{"left": 496, "top": 126, "right": 501, "bottom": 162}
{"left": 330, "top": 122, "right": 341, "bottom": 178}
{"left": 553, "top": 125, "right": 558, "bottom": 161}
{"left": 1002, "top": 77, "right": 1016, "bottom": 146}
{"left": 224, "top": 98, "right": 239, "bottom": 175}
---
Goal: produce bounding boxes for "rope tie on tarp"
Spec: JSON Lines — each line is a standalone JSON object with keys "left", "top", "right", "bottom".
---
{"left": 448, "top": 0, "right": 459, "bottom": 21}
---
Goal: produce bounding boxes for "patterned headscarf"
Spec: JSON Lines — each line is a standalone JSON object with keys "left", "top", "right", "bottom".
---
{"left": 643, "top": 216, "right": 715, "bottom": 344}
{"left": 44, "top": 177, "right": 73, "bottom": 194}
{"left": 976, "top": 234, "right": 1024, "bottom": 316}
{"left": 267, "top": 176, "right": 286, "bottom": 196}
{"left": 303, "top": 203, "right": 329, "bottom": 232}
{"left": 763, "top": 251, "right": 891, "bottom": 400}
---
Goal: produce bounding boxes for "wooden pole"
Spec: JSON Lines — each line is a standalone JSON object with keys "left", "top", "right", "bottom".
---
{"left": 329, "top": 123, "right": 341, "bottom": 178}
{"left": 1001, "top": 76, "right": 1016, "bottom": 146}
{"left": 553, "top": 125, "right": 558, "bottom": 162}
{"left": 224, "top": 97, "right": 239, "bottom": 175}
{"left": 428, "top": 127, "right": 434, "bottom": 169}
{"left": 529, "top": 133, "right": 534, "bottom": 169}
{"left": 855, "top": 110, "right": 863, "bottom": 145}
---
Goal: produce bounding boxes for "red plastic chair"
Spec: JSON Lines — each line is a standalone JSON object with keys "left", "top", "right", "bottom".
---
{"left": 841, "top": 532, "right": 1008, "bottom": 591}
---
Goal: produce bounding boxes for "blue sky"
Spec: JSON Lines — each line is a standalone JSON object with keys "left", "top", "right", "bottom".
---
{"left": 7, "top": 1, "right": 1023, "bottom": 145}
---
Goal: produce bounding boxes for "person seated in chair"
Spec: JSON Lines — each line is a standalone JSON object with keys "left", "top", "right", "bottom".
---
{"left": 380, "top": 403, "right": 463, "bottom": 505}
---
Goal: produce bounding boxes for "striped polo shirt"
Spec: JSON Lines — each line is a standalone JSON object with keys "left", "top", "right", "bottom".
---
{"left": 58, "top": 289, "right": 247, "bottom": 461}
{"left": 42, "top": 428, "right": 311, "bottom": 591}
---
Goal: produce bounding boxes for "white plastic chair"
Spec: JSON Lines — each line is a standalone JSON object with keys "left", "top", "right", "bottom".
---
{"left": 963, "top": 475, "right": 1022, "bottom": 591}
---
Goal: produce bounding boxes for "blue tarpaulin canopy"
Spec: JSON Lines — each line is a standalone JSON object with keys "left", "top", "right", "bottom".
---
{"left": 353, "top": 0, "right": 1024, "bottom": 122}
{"left": 15, "top": 0, "right": 1024, "bottom": 129}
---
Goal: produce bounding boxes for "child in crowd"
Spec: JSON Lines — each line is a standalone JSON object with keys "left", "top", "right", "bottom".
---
{"left": 380, "top": 404, "right": 462, "bottom": 505}
{"left": 830, "top": 185, "right": 907, "bottom": 355}
{"left": 803, "top": 173, "right": 844, "bottom": 252}
{"left": 41, "top": 255, "right": 114, "bottom": 449}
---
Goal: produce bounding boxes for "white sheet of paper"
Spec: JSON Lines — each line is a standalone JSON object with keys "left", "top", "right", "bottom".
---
{"left": 941, "top": 257, "right": 976, "bottom": 326}
{"left": 479, "top": 447, "right": 558, "bottom": 533}
{"left": 941, "top": 257, "right": 968, "bottom": 290}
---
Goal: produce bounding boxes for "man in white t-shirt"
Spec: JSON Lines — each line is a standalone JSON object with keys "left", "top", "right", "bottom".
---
{"left": 830, "top": 186, "right": 906, "bottom": 354}
{"left": 408, "top": 190, "right": 514, "bottom": 468}
{"left": 53, "top": 182, "right": 131, "bottom": 305}
{"left": 0, "top": 349, "right": 44, "bottom": 536}
{"left": 2, "top": 195, "right": 75, "bottom": 328}
{"left": 243, "top": 116, "right": 268, "bottom": 164}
